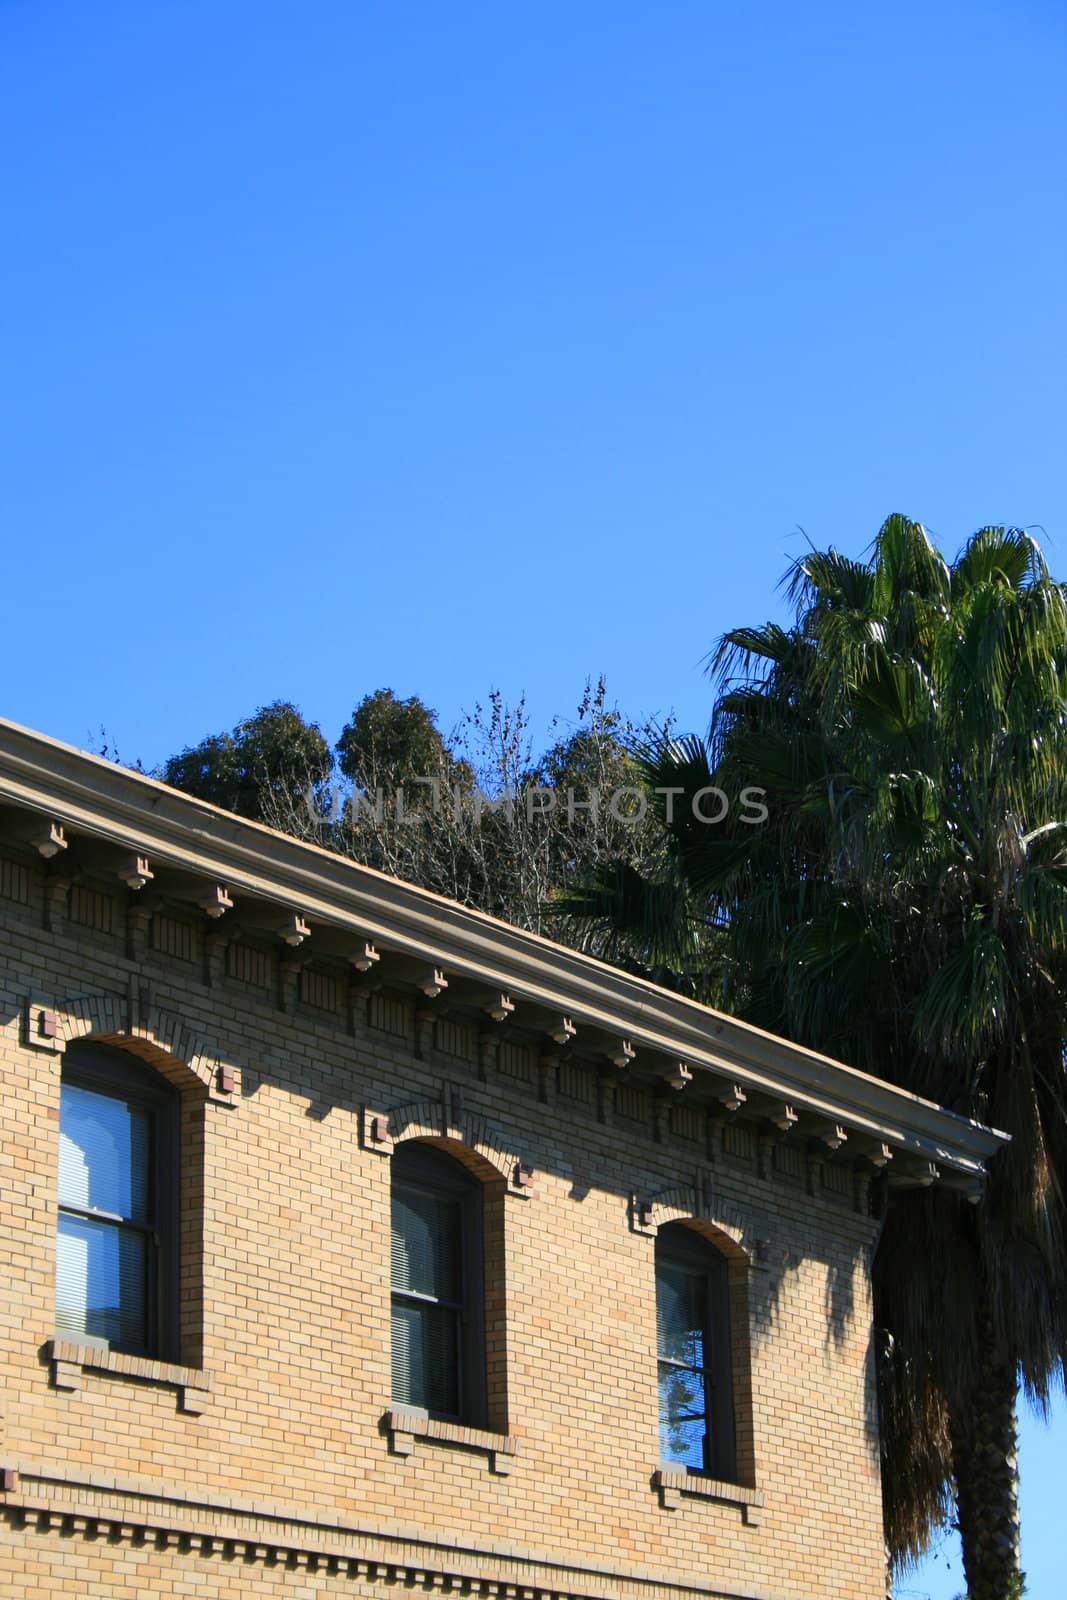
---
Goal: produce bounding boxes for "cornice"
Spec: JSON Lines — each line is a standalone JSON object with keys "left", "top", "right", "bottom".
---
{"left": 0, "top": 718, "right": 1007, "bottom": 1179}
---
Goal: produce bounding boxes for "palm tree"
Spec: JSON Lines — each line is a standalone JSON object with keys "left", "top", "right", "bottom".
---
{"left": 560, "top": 517, "right": 1067, "bottom": 1597}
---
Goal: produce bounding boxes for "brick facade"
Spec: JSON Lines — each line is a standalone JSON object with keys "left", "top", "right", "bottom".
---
{"left": 0, "top": 726, "right": 1003, "bottom": 1600}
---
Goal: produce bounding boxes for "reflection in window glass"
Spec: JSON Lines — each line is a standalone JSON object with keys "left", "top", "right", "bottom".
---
{"left": 56, "top": 1213, "right": 148, "bottom": 1347}
{"left": 656, "top": 1253, "right": 711, "bottom": 1469}
{"left": 56, "top": 1078, "right": 155, "bottom": 1353}
{"left": 59, "top": 1084, "right": 149, "bottom": 1221}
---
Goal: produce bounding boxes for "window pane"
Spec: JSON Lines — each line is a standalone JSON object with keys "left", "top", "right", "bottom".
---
{"left": 656, "top": 1260, "right": 706, "bottom": 1371}
{"left": 658, "top": 1362, "right": 707, "bottom": 1468}
{"left": 56, "top": 1213, "right": 148, "bottom": 1349}
{"left": 391, "top": 1187, "right": 461, "bottom": 1301}
{"left": 391, "top": 1299, "right": 460, "bottom": 1416}
{"left": 59, "top": 1083, "right": 150, "bottom": 1222}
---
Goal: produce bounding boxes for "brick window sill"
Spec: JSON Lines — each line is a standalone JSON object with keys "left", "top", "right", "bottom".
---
{"left": 653, "top": 1465, "right": 764, "bottom": 1523}
{"left": 48, "top": 1337, "right": 213, "bottom": 1415}
{"left": 384, "top": 1408, "right": 519, "bottom": 1475}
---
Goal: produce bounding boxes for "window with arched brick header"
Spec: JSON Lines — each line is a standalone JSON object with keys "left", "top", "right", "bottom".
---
{"left": 57, "top": 1042, "right": 181, "bottom": 1361}
{"left": 655, "top": 1221, "right": 737, "bottom": 1481}
{"left": 390, "top": 1142, "right": 488, "bottom": 1427}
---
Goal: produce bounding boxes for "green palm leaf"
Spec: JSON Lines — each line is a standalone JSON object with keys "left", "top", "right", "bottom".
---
{"left": 563, "top": 513, "right": 1067, "bottom": 1590}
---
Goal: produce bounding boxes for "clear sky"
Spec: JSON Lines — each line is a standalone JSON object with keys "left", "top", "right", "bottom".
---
{"left": 2, "top": 2, "right": 1064, "bottom": 1591}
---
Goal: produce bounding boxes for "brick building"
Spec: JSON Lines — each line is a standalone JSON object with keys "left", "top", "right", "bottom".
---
{"left": 0, "top": 720, "right": 1003, "bottom": 1600}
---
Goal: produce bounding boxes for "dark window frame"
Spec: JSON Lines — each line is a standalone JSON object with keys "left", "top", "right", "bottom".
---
{"left": 655, "top": 1222, "right": 737, "bottom": 1482}
{"left": 390, "top": 1142, "right": 486, "bottom": 1429}
{"left": 57, "top": 1043, "right": 180, "bottom": 1362}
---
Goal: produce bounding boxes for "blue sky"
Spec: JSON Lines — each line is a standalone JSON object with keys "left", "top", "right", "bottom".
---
{"left": 1, "top": 2, "right": 1064, "bottom": 1590}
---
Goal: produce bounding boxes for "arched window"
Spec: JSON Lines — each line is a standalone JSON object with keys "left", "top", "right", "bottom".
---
{"left": 655, "top": 1223, "right": 736, "bottom": 1479}
{"left": 56, "top": 1043, "right": 179, "bottom": 1359}
{"left": 390, "top": 1143, "right": 485, "bottom": 1426}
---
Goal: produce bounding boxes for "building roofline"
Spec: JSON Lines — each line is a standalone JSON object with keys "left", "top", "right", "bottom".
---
{"left": 0, "top": 717, "right": 1007, "bottom": 1178}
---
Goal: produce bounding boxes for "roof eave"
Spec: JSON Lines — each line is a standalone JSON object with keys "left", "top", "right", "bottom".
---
{"left": 0, "top": 717, "right": 1008, "bottom": 1180}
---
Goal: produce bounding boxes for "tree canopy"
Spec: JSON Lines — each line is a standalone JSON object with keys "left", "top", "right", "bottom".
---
{"left": 337, "top": 688, "right": 471, "bottom": 791}
{"left": 561, "top": 516, "right": 1067, "bottom": 1595}
{"left": 160, "top": 701, "right": 333, "bottom": 820}
{"left": 159, "top": 679, "right": 667, "bottom": 942}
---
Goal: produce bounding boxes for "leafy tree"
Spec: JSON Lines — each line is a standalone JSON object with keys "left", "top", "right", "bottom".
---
{"left": 160, "top": 701, "right": 333, "bottom": 820}
{"left": 247, "top": 679, "right": 670, "bottom": 941}
{"left": 561, "top": 518, "right": 1067, "bottom": 1598}
{"left": 337, "top": 688, "right": 472, "bottom": 792}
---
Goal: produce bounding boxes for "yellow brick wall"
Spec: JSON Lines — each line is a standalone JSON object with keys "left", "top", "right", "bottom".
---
{"left": 0, "top": 865, "right": 887, "bottom": 1600}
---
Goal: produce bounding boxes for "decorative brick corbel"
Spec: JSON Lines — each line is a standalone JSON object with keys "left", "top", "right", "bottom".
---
{"left": 478, "top": 1029, "right": 499, "bottom": 1083}
{"left": 713, "top": 1082, "right": 747, "bottom": 1114}
{"left": 445, "top": 1081, "right": 464, "bottom": 1140}
{"left": 537, "top": 1052, "right": 558, "bottom": 1106}
{"left": 126, "top": 975, "right": 152, "bottom": 1033}
{"left": 198, "top": 884, "right": 234, "bottom": 921}
{"left": 126, "top": 900, "right": 153, "bottom": 963}
{"left": 203, "top": 928, "right": 228, "bottom": 989}
{"left": 417, "top": 967, "right": 448, "bottom": 1000}
{"left": 52, "top": 1355, "right": 82, "bottom": 1391}
{"left": 605, "top": 1038, "right": 635, "bottom": 1072}
{"left": 805, "top": 1148, "right": 824, "bottom": 1197}
{"left": 179, "top": 1384, "right": 211, "bottom": 1415}
{"left": 546, "top": 1015, "right": 576, "bottom": 1047}
{"left": 117, "top": 854, "right": 154, "bottom": 892}
{"left": 364, "top": 1109, "right": 395, "bottom": 1153}
{"left": 481, "top": 993, "right": 514, "bottom": 1024}
{"left": 660, "top": 1060, "right": 693, "bottom": 1092}
{"left": 757, "top": 1131, "right": 775, "bottom": 1181}
{"left": 42, "top": 870, "right": 72, "bottom": 933}
{"left": 278, "top": 913, "right": 311, "bottom": 948}
{"left": 349, "top": 941, "right": 379, "bottom": 974}
{"left": 656, "top": 1474, "right": 681, "bottom": 1510}
{"left": 278, "top": 956, "right": 302, "bottom": 1014}
{"left": 23, "top": 998, "right": 61, "bottom": 1054}
{"left": 349, "top": 971, "right": 383, "bottom": 1030}
{"left": 766, "top": 1102, "right": 799, "bottom": 1135}
{"left": 415, "top": 1006, "right": 437, "bottom": 1061}
{"left": 33, "top": 821, "right": 67, "bottom": 860}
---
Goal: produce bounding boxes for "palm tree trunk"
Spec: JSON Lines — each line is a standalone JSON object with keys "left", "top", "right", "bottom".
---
{"left": 948, "top": 1343, "right": 1022, "bottom": 1600}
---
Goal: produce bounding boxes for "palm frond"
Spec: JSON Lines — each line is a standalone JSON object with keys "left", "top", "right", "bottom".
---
{"left": 549, "top": 859, "right": 700, "bottom": 972}
{"left": 870, "top": 513, "right": 951, "bottom": 611}
{"left": 950, "top": 526, "right": 1048, "bottom": 597}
